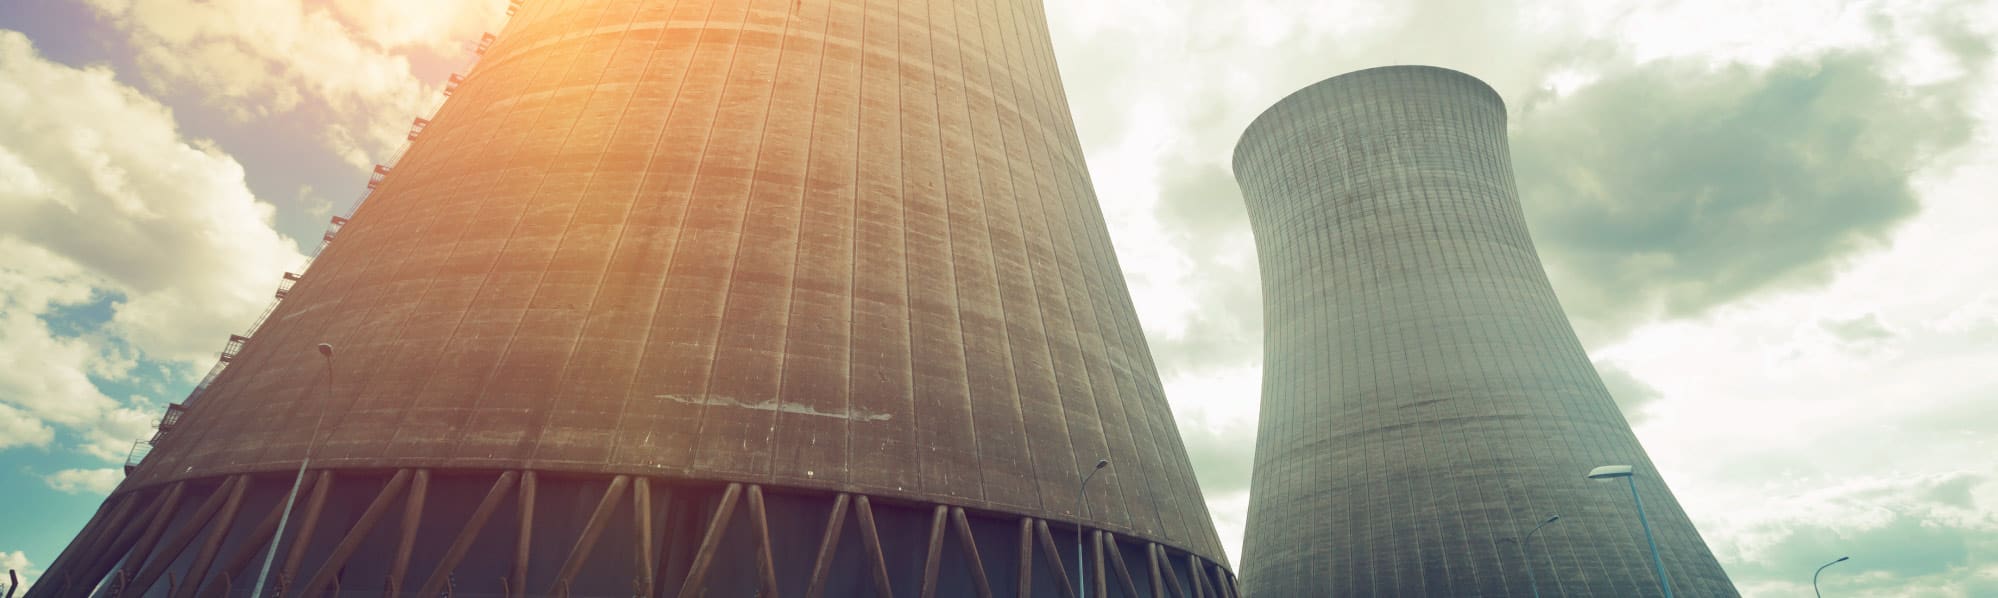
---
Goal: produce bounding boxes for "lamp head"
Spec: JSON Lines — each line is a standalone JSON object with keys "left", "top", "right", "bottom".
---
{"left": 1587, "top": 465, "right": 1634, "bottom": 480}
{"left": 316, "top": 343, "right": 334, "bottom": 357}
{"left": 1095, "top": 459, "right": 1110, "bottom": 470}
{"left": 1835, "top": 556, "right": 1850, "bottom": 563}
{"left": 1543, "top": 515, "right": 1561, "bottom": 524}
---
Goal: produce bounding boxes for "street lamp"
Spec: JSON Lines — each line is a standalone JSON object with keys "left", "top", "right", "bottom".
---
{"left": 1588, "top": 465, "right": 1671, "bottom": 598}
{"left": 1521, "top": 514, "right": 1561, "bottom": 598}
{"left": 1813, "top": 556, "right": 1849, "bottom": 597}
{"left": 1079, "top": 458, "right": 1109, "bottom": 598}
{"left": 252, "top": 343, "right": 335, "bottom": 597}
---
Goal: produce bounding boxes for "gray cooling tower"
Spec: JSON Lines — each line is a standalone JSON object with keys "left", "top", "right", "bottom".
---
{"left": 35, "top": 1, "right": 1233, "bottom": 596}
{"left": 1231, "top": 66, "right": 1737, "bottom": 596}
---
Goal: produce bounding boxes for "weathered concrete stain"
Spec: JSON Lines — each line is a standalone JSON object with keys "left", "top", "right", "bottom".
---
{"left": 655, "top": 394, "right": 893, "bottom": 422}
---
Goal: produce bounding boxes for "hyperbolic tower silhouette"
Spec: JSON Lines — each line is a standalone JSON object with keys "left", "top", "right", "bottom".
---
{"left": 1231, "top": 66, "right": 1736, "bottom": 596}
{"left": 34, "top": 0, "right": 1233, "bottom": 596}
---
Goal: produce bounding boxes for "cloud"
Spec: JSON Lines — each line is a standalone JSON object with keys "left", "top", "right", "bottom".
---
{"left": 1935, "top": 291, "right": 1998, "bottom": 335}
{"left": 0, "top": 403, "right": 57, "bottom": 451}
{"left": 0, "top": 550, "right": 34, "bottom": 594}
{"left": 1706, "top": 472, "right": 1998, "bottom": 597}
{"left": 79, "top": 0, "right": 503, "bottom": 166}
{"left": 43, "top": 468, "right": 125, "bottom": 495}
{"left": 1595, "top": 362, "right": 1664, "bottom": 423}
{"left": 0, "top": 243, "right": 152, "bottom": 459}
{"left": 1177, "top": 414, "right": 1258, "bottom": 497}
{"left": 0, "top": 31, "right": 303, "bottom": 461}
{"left": 1200, "top": 490, "right": 1253, "bottom": 567}
{"left": 1514, "top": 45, "right": 1987, "bottom": 337}
{"left": 1160, "top": 366, "right": 1263, "bottom": 498}
{"left": 0, "top": 30, "right": 306, "bottom": 362}
{"left": 327, "top": 0, "right": 501, "bottom": 53}
{"left": 1593, "top": 175, "right": 1998, "bottom": 593}
{"left": 296, "top": 184, "right": 335, "bottom": 221}
{"left": 1822, "top": 313, "right": 1896, "bottom": 343}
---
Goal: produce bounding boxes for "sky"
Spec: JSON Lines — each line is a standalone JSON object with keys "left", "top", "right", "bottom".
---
{"left": 1, "top": 0, "right": 1995, "bottom": 596}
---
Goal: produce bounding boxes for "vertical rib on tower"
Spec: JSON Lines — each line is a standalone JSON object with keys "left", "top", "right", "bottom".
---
{"left": 1232, "top": 65, "right": 1736, "bottom": 597}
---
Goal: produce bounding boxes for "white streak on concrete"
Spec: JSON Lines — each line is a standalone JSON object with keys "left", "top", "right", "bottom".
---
{"left": 654, "top": 394, "right": 892, "bottom": 422}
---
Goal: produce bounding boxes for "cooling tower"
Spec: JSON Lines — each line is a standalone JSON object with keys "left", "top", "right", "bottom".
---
{"left": 1231, "top": 66, "right": 1736, "bottom": 596}
{"left": 32, "top": 1, "right": 1234, "bottom": 596}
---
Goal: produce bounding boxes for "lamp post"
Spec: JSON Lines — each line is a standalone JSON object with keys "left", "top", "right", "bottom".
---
{"left": 252, "top": 343, "right": 334, "bottom": 597}
{"left": 1813, "top": 556, "right": 1849, "bottom": 597}
{"left": 1521, "top": 514, "right": 1561, "bottom": 598}
{"left": 1078, "top": 458, "right": 1109, "bottom": 598}
{"left": 1588, "top": 465, "right": 1670, "bottom": 597}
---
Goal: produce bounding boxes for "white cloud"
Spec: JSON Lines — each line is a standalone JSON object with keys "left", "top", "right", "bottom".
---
{"left": 327, "top": 0, "right": 503, "bottom": 53}
{"left": 81, "top": 0, "right": 503, "bottom": 167}
{"left": 0, "top": 30, "right": 307, "bottom": 362}
{"left": 0, "top": 402, "right": 57, "bottom": 451}
{"left": 0, "top": 550, "right": 34, "bottom": 594}
{"left": 0, "top": 241, "right": 147, "bottom": 459}
{"left": 0, "top": 30, "right": 304, "bottom": 461}
{"left": 43, "top": 468, "right": 126, "bottom": 495}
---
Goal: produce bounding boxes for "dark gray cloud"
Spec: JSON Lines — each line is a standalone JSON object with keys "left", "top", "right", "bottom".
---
{"left": 1512, "top": 45, "right": 1986, "bottom": 335}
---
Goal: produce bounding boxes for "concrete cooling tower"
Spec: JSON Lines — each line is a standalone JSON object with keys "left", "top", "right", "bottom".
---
{"left": 31, "top": 1, "right": 1233, "bottom": 596}
{"left": 1231, "top": 66, "right": 1737, "bottom": 596}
